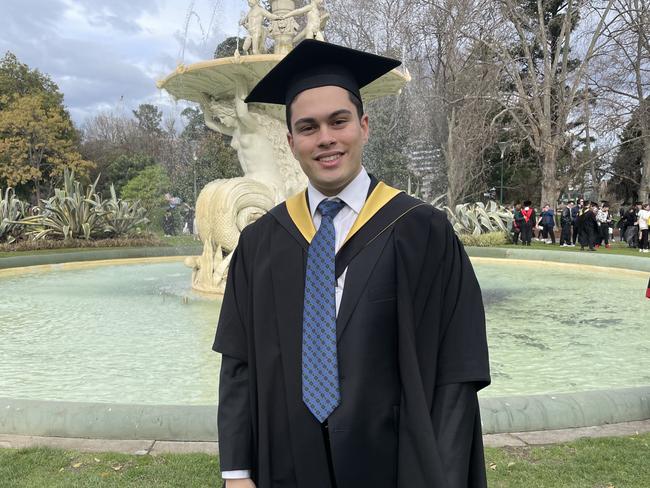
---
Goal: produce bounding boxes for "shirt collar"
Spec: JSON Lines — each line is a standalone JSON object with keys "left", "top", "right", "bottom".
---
{"left": 307, "top": 167, "right": 370, "bottom": 218}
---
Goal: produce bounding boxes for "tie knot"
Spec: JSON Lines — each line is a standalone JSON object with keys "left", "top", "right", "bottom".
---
{"left": 318, "top": 199, "right": 346, "bottom": 219}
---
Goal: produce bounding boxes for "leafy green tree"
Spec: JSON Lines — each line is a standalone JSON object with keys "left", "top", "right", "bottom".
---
{"left": 121, "top": 165, "right": 171, "bottom": 212}
{"left": 363, "top": 96, "right": 414, "bottom": 191}
{"left": 214, "top": 37, "right": 246, "bottom": 59}
{"left": 0, "top": 51, "right": 63, "bottom": 110}
{"left": 171, "top": 107, "right": 242, "bottom": 204}
{"left": 611, "top": 106, "right": 645, "bottom": 203}
{"left": 132, "top": 103, "right": 163, "bottom": 136}
{"left": 0, "top": 94, "right": 93, "bottom": 203}
{"left": 107, "top": 153, "right": 156, "bottom": 196}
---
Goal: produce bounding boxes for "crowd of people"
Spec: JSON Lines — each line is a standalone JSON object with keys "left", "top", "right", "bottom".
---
{"left": 510, "top": 199, "right": 650, "bottom": 253}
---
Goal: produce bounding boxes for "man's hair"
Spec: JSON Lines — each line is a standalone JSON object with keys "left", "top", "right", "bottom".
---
{"left": 568, "top": 200, "right": 575, "bottom": 204}
{"left": 286, "top": 91, "right": 364, "bottom": 133}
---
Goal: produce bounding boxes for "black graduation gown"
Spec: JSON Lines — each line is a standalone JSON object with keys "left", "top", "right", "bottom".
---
{"left": 213, "top": 180, "right": 491, "bottom": 488}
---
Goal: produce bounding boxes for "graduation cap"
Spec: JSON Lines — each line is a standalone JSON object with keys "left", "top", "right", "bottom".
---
{"left": 523, "top": 200, "right": 532, "bottom": 206}
{"left": 245, "top": 39, "right": 402, "bottom": 107}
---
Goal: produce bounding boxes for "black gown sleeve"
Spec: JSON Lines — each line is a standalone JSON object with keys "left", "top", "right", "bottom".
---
{"left": 431, "top": 383, "right": 487, "bottom": 488}
{"left": 436, "top": 218, "right": 491, "bottom": 389}
{"left": 213, "top": 243, "right": 253, "bottom": 471}
{"left": 218, "top": 354, "right": 253, "bottom": 471}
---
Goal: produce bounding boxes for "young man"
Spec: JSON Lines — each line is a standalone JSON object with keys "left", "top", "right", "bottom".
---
{"left": 512, "top": 202, "right": 522, "bottom": 244}
{"left": 596, "top": 202, "right": 611, "bottom": 248}
{"left": 560, "top": 201, "right": 574, "bottom": 246}
{"left": 214, "top": 40, "right": 491, "bottom": 488}
{"left": 538, "top": 204, "right": 556, "bottom": 244}
{"left": 519, "top": 200, "right": 535, "bottom": 246}
{"left": 572, "top": 197, "right": 584, "bottom": 245}
{"left": 579, "top": 202, "right": 599, "bottom": 251}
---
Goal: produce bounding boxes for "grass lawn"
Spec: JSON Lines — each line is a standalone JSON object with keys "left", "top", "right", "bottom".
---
{"left": 1, "top": 433, "right": 648, "bottom": 487}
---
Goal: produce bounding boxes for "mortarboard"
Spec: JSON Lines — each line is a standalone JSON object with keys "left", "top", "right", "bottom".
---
{"left": 245, "top": 39, "right": 401, "bottom": 106}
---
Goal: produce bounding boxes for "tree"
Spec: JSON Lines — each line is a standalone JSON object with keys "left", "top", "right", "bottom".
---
{"left": 133, "top": 103, "right": 163, "bottom": 136}
{"left": 121, "top": 165, "right": 171, "bottom": 211}
{"left": 0, "top": 51, "right": 63, "bottom": 110}
{"left": 593, "top": 0, "right": 650, "bottom": 202}
{"left": 108, "top": 153, "right": 156, "bottom": 196}
{"left": 0, "top": 93, "right": 93, "bottom": 202}
{"left": 214, "top": 37, "right": 246, "bottom": 58}
{"left": 169, "top": 106, "right": 242, "bottom": 204}
{"left": 611, "top": 105, "right": 645, "bottom": 202}
{"left": 483, "top": 0, "right": 615, "bottom": 206}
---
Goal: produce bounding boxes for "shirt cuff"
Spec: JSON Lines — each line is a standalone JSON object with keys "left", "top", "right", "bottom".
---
{"left": 221, "top": 470, "right": 252, "bottom": 479}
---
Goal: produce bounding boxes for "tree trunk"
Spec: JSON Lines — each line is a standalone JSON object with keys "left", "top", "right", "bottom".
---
{"left": 540, "top": 146, "right": 558, "bottom": 207}
{"left": 33, "top": 177, "right": 41, "bottom": 204}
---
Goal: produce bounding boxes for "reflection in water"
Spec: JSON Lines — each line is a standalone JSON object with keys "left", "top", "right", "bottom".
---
{"left": 0, "top": 260, "right": 648, "bottom": 404}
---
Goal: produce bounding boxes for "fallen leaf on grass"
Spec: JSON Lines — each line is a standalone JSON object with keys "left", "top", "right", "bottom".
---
{"left": 72, "top": 462, "right": 82, "bottom": 468}
{"left": 100, "top": 472, "right": 111, "bottom": 478}
{"left": 489, "top": 462, "right": 497, "bottom": 470}
{"left": 112, "top": 464, "right": 123, "bottom": 471}
{"left": 94, "top": 458, "right": 100, "bottom": 463}
{"left": 58, "top": 468, "right": 64, "bottom": 473}
{"left": 507, "top": 462, "right": 516, "bottom": 468}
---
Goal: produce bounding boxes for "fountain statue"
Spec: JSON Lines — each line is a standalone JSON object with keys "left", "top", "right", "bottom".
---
{"left": 158, "top": 1, "right": 410, "bottom": 296}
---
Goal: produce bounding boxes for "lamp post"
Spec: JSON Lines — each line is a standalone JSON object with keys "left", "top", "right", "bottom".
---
{"left": 192, "top": 151, "right": 198, "bottom": 206}
{"left": 497, "top": 141, "right": 510, "bottom": 204}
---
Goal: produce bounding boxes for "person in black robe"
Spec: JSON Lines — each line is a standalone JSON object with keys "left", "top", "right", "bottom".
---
{"left": 213, "top": 40, "right": 491, "bottom": 488}
{"left": 579, "top": 202, "right": 599, "bottom": 251}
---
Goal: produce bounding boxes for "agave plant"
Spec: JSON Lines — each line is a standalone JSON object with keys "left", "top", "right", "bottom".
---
{"left": 19, "top": 169, "right": 105, "bottom": 240}
{"left": 441, "top": 201, "right": 513, "bottom": 236}
{"left": 0, "top": 187, "right": 28, "bottom": 243}
{"left": 98, "top": 184, "right": 149, "bottom": 236}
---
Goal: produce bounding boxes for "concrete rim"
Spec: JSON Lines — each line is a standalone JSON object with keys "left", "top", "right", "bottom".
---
{"left": 0, "top": 247, "right": 648, "bottom": 440}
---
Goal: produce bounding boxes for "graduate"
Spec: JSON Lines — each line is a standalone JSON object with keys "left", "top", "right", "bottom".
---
{"left": 213, "top": 40, "right": 491, "bottom": 488}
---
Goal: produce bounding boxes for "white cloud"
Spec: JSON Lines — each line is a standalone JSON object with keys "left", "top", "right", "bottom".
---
{"left": 2, "top": 0, "right": 245, "bottom": 127}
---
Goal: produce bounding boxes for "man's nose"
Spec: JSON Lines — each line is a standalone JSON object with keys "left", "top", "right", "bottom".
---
{"left": 317, "top": 125, "right": 336, "bottom": 147}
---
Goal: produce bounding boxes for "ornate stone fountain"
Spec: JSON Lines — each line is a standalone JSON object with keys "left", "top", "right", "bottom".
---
{"left": 157, "top": 0, "right": 410, "bottom": 296}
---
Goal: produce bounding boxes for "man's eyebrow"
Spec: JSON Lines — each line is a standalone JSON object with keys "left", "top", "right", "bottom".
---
{"left": 293, "top": 109, "right": 354, "bottom": 127}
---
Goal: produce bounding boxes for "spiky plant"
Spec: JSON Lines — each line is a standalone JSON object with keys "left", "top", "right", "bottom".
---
{"left": 0, "top": 187, "right": 28, "bottom": 243}
{"left": 98, "top": 184, "right": 149, "bottom": 237}
{"left": 441, "top": 201, "right": 513, "bottom": 236}
{"left": 19, "top": 169, "right": 104, "bottom": 240}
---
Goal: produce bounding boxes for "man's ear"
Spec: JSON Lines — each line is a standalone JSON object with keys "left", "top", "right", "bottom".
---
{"left": 361, "top": 113, "right": 369, "bottom": 144}
{"left": 287, "top": 131, "right": 295, "bottom": 156}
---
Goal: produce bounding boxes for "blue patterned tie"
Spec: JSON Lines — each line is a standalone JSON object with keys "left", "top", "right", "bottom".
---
{"left": 302, "top": 198, "right": 346, "bottom": 423}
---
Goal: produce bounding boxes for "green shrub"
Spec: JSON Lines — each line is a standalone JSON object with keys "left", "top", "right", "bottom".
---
{"left": 459, "top": 231, "right": 509, "bottom": 247}
{"left": 121, "top": 165, "right": 171, "bottom": 212}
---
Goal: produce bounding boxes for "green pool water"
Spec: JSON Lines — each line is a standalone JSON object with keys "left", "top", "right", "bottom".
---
{"left": 0, "top": 260, "right": 648, "bottom": 404}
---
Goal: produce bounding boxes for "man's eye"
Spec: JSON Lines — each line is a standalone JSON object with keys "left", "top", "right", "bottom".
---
{"left": 298, "top": 125, "right": 314, "bottom": 132}
{"left": 333, "top": 119, "right": 347, "bottom": 125}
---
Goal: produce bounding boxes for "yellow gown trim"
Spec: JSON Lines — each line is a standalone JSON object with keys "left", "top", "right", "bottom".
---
{"left": 285, "top": 182, "right": 403, "bottom": 244}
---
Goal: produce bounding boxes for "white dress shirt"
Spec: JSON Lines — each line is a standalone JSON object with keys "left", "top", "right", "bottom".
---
{"left": 221, "top": 168, "right": 371, "bottom": 481}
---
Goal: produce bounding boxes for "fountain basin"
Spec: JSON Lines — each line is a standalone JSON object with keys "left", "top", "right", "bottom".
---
{"left": 1, "top": 250, "right": 648, "bottom": 438}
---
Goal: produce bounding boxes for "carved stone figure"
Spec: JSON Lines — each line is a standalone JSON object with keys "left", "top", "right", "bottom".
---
{"left": 283, "top": 0, "right": 329, "bottom": 43}
{"left": 240, "top": 0, "right": 280, "bottom": 55}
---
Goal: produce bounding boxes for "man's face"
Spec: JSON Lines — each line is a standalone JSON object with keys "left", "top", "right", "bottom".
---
{"left": 287, "top": 85, "right": 369, "bottom": 196}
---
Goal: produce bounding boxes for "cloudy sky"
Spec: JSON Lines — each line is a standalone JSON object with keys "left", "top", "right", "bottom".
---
{"left": 1, "top": 0, "right": 246, "bottom": 127}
